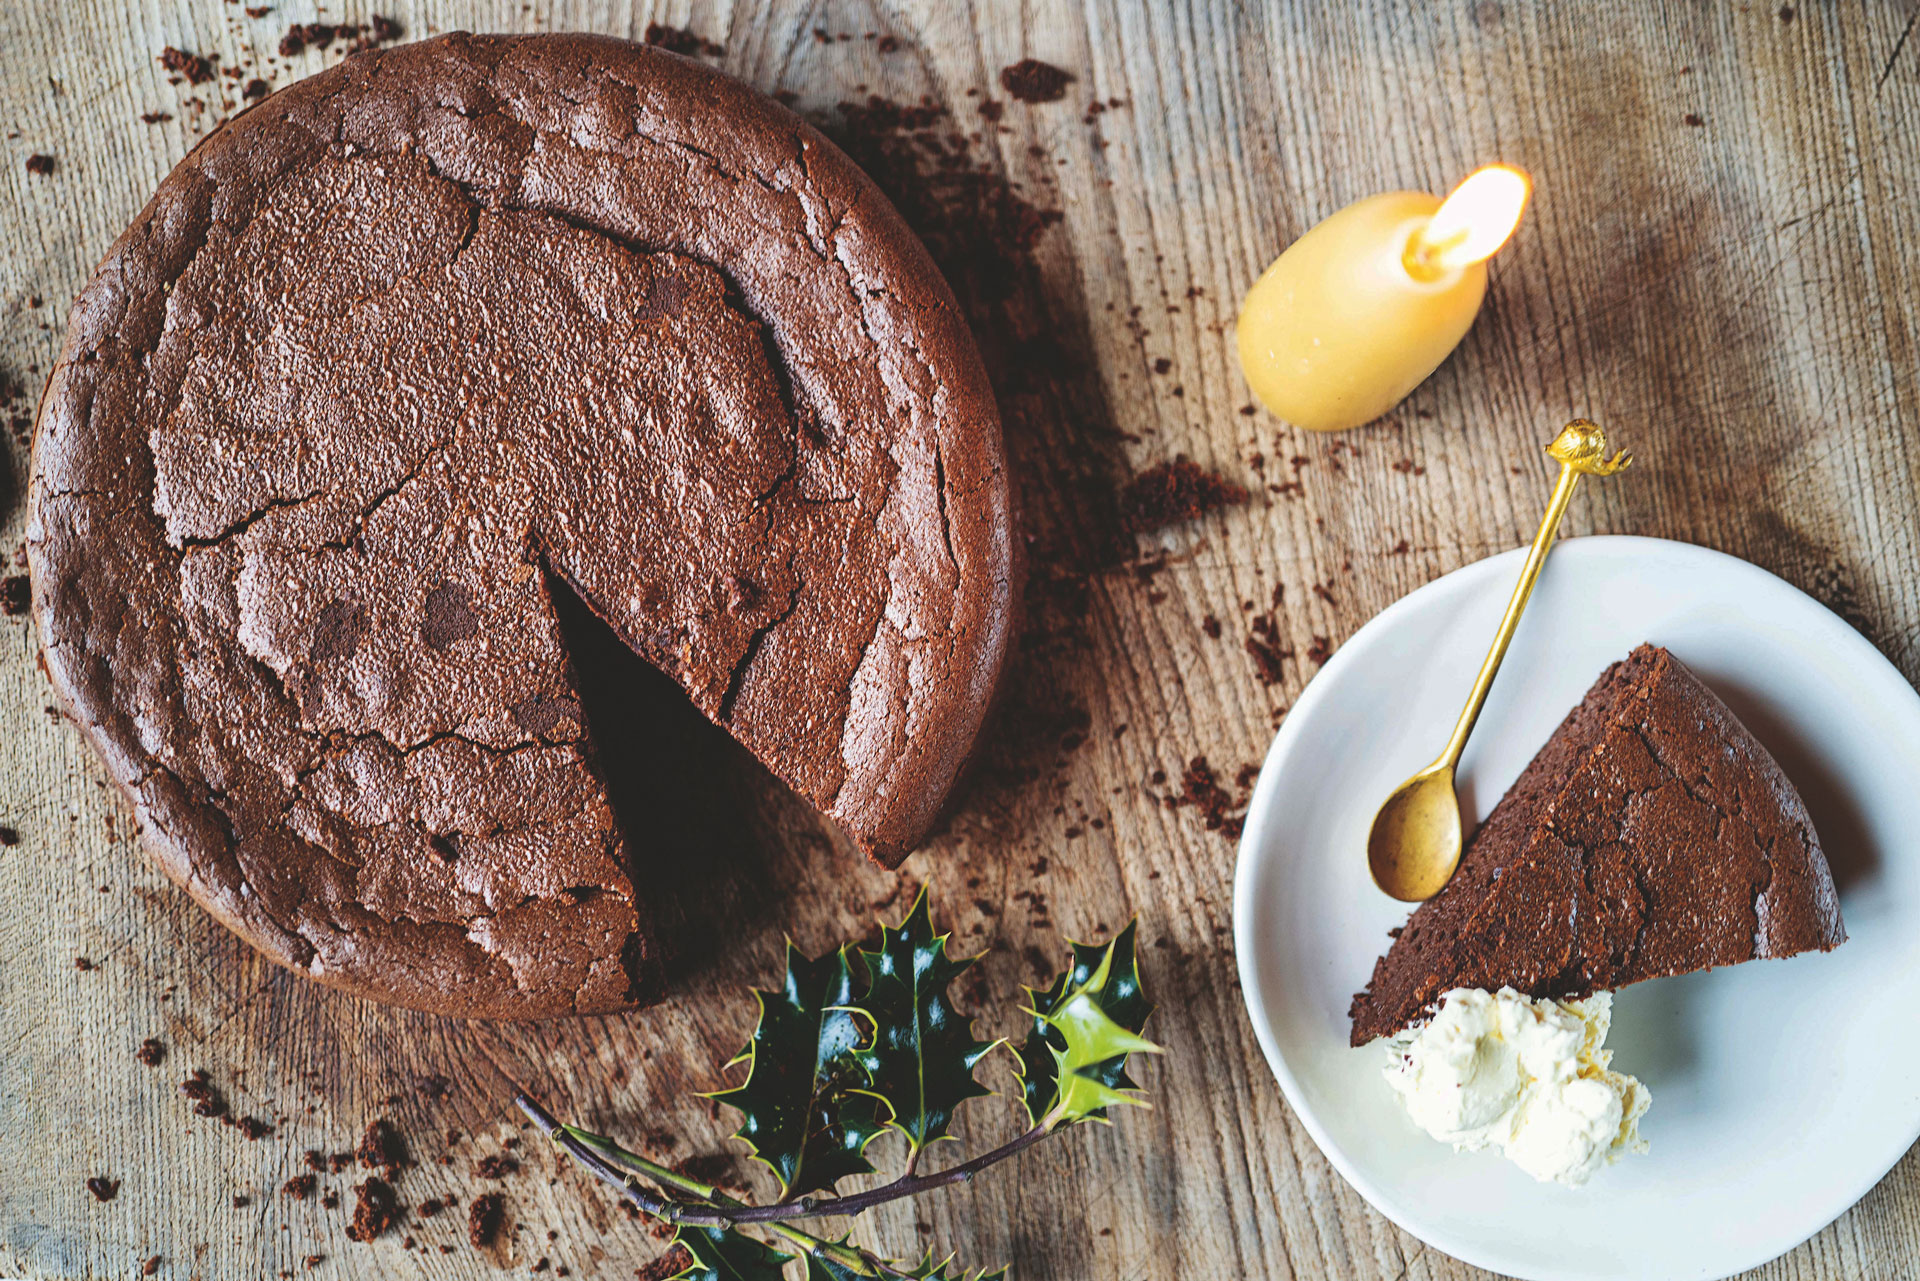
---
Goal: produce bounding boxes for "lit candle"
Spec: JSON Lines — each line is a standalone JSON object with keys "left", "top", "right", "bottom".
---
{"left": 1235, "top": 165, "right": 1532, "bottom": 433}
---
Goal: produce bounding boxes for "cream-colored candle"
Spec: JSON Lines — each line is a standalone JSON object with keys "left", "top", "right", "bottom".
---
{"left": 1236, "top": 165, "right": 1531, "bottom": 433}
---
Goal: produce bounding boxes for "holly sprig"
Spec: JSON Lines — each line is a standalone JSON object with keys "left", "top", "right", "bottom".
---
{"left": 519, "top": 887, "right": 1160, "bottom": 1280}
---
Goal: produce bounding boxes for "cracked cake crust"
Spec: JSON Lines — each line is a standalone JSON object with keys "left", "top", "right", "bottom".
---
{"left": 26, "top": 33, "right": 1018, "bottom": 1019}
{"left": 1349, "top": 644, "right": 1845, "bottom": 1046}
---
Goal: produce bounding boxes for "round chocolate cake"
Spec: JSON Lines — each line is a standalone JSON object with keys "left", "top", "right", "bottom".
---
{"left": 28, "top": 34, "right": 1017, "bottom": 1018}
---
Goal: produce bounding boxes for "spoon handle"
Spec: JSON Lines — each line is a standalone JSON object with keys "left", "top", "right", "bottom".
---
{"left": 1437, "top": 420, "right": 1633, "bottom": 770}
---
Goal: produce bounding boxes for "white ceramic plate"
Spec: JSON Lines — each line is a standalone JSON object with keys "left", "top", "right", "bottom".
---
{"left": 1233, "top": 535, "right": 1920, "bottom": 1281}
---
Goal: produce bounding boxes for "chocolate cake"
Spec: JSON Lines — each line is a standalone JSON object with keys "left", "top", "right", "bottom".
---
{"left": 1350, "top": 645, "right": 1844, "bottom": 1046}
{"left": 28, "top": 34, "right": 1018, "bottom": 1018}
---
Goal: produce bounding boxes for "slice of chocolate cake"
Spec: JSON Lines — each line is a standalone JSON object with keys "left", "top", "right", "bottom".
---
{"left": 1350, "top": 644, "right": 1845, "bottom": 1046}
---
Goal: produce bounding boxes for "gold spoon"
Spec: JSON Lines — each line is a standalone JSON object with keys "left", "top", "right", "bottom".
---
{"left": 1367, "top": 420, "right": 1632, "bottom": 902}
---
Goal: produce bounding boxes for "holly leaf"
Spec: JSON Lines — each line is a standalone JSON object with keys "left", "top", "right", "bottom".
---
{"left": 851, "top": 889, "right": 997, "bottom": 1152}
{"left": 1017, "top": 920, "right": 1160, "bottom": 1128}
{"left": 707, "top": 943, "right": 884, "bottom": 1198}
{"left": 669, "top": 1226, "right": 792, "bottom": 1281}
{"left": 901, "top": 1249, "right": 1010, "bottom": 1280}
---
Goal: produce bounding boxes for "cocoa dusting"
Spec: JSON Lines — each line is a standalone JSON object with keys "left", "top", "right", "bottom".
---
{"left": 85, "top": 1175, "right": 119, "bottom": 1202}
{"left": 136, "top": 1037, "right": 165, "bottom": 1066}
{"left": 346, "top": 1179, "right": 398, "bottom": 1242}
{"left": 467, "top": 1192, "right": 503, "bottom": 1248}
{"left": 1119, "top": 459, "right": 1248, "bottom": 535}
{"left": 0, "top": 575, "right": 29, "bottom": 616}
{"left": 643, "top": 23, "right": 724, "bottom": 57}
{"left": 24, "top": 154, "right": 53, "bottom": 176}
{"left": 999, "top": 58, "right": 1075, "bottom": 103}
{"left": 158, "top": 47, "right": 212, "bottom": 84}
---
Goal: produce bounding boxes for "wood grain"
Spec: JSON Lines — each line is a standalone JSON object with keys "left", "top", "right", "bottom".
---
{"left": 3, "top": 1, "right": 1919, "bottom": 1277}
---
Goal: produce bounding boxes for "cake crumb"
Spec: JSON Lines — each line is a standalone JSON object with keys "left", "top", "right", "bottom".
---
{"left": 643, "top": 23, "right": 724, "bottom": 56}
{"left": 85, "top": 1175, "right": 120, "bottom": 1202}
{"left": 345, "top": 1179, "right": 397, "bottom": 1242}
{"left": 467, "top": 1192, "right": 503, "bottom": 1247}
{"left": 24, "top": 154, "right": 53, "bottom": 176}
{"left": 159, "top": 47, "right": 213, "bottom": 84}
{"left": 999, "top": 58, "right": 1075, "bottom": 103}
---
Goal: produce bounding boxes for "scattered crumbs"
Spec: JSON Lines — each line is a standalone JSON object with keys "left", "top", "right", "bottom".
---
{"left": 25, "top": 153, "right": 54, "bottom": 176}
{"left": 0, "top": 826, "right": 17, "bottom": 846}
{"left": 74, "top": 956, "right": 93, "bottom": 971}
{"left": 1118, "top": 459, "right": 1249, "bottom": 535}
{"left": 142, "top": 1257, "right": 161, "bottom": 1277}
{"left": 999, "top": 58, "right": 1075, "bottom": 104}
{"left": 244, "top": 78, "right": 270, "bottom": 100}
{"left": 85, "top": 1175, "right": 120, "bottom": 1202}
{"left": 279, "top": 15, "right": 402, "bottom": 58}
{"left": 233, "top": 1194, "right": 251, "bottom": 1208}
{"left": 137, "top": 1037, "right": 166, "bottom": 1066}
{"left": 245, "top": 5, "right": 273, "bottom": 15}
{"left": 636, "top": 1246, "right": 694, "bottom": 1281}
{"left": 1167, "top": 756, "right": 1249, "bottom": 839}
{"left": 418, "top": 1196, "right": 446, "bottom": 1217}
{"left": 345, "top": 1179, "right": 398, "bottom": 1242}
{"left": 468, "top": 1191, "right": 503, "bottom": 1248}
{"left": 1389, "top": 538, "right": 1410, "bottom": 556}
{"left": 475, "top": 1154, "right": 519, "bottom": 1179}
{"left": 1684, "top": 112, "right": 1705, "bottom": 127}
{"left": 356, "top": 1117, "right": 403, "bottom": 1175}
{"left": 643, "top": 22, "right": 724, "bottom": 57}
{"left": 282, "top": 1173, "right": 317, "bottom": 1200}
{"left": 181, "top": 1070, "right": 228, "bottom": 1119}
{"left": 1201, "top": 614, "right": 1222, "bottom": 640}
{"left": 1306, "top": 634, "right": 1333, "bottom": 666}
{"left": 159, "top": 46, "right": 213, "bottom": 84}
{"left": 239, "top": 1115, "right": 274, "bottom": 1141}
{"left": 140, "top": 111, "right": 173, "bottom": 124}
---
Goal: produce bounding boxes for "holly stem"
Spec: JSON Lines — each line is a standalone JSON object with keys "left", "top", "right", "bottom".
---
{"left": 518, "top": 1091, "right": 1050, "bottom": 1228}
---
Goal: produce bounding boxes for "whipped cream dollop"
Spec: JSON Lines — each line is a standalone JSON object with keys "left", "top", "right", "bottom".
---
{"left": 1382, "top": 986, "right": 1649, "bottom": 1187}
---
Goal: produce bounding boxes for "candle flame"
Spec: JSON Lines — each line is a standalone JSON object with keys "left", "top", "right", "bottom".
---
{"left": 1405, "top": 164, "right": 1532, "bottom": 279}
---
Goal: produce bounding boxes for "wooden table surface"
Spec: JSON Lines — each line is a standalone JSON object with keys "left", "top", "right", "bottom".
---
{"left": 5, "top": 1, "right": 1920, "bottom": 1278}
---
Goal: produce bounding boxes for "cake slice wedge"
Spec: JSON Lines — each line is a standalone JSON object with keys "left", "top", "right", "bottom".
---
{"left": 1350, "top": 644, "right": 1846, "bottom": 1047}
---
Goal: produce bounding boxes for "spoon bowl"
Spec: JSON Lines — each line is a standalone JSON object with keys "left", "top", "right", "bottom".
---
{"left": 1367, "top": 763, "right": 1464, "bottom": 901}
{"left": 1363, "top": 420, "right": 1631, "bottom": 902}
